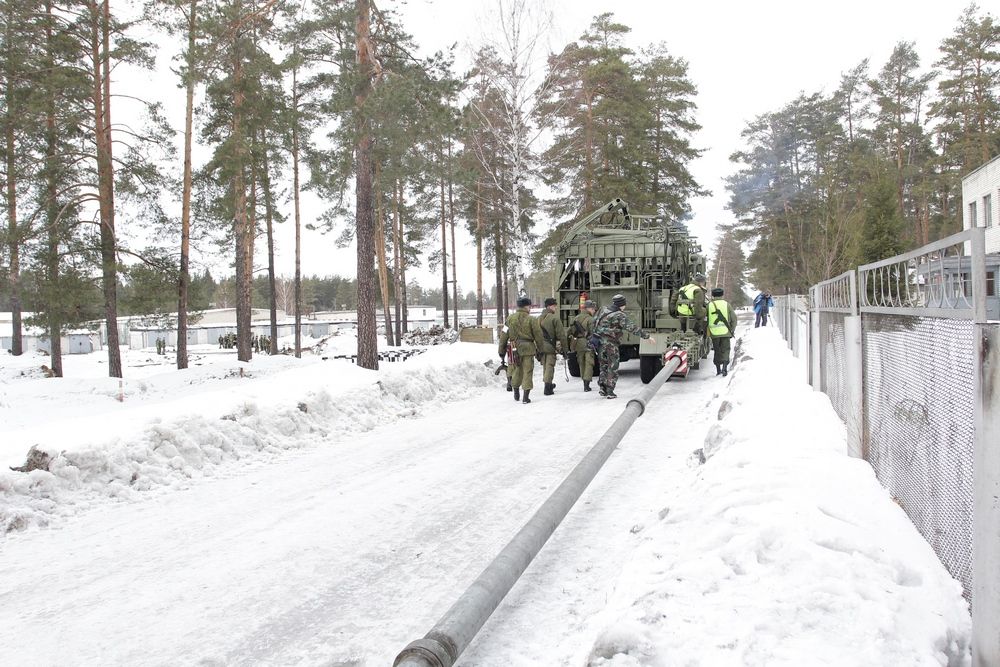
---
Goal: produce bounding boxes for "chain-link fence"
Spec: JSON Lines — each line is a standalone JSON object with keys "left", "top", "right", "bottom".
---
{"left": 861, "top": 313, "right": 975, "bottom": 596}
{"left": 857, "top": 232, "right": 983, "bottom": 601}
{"left": 772, "top": 230, "right": 997, "bottom": 640}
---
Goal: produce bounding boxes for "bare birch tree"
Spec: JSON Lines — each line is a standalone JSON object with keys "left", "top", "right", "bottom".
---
{"left": 466, "top": 0, "right": 558, "bottom": 298}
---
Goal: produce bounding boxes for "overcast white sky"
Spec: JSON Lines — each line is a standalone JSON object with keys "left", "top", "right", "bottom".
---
{"left": 145, "top": 0, "right": 977, "bottom": 294}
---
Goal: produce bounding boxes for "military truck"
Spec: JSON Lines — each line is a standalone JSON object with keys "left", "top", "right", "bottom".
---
{"left": 555, "top": 198, "right": 708, "bottom": 383}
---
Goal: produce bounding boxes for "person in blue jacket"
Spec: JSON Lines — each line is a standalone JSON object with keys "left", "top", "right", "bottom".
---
{"left": 753, "top": 291, "right": 774, "bottom": 328}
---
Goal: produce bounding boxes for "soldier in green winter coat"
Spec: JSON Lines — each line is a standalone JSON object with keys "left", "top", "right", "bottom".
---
{"left": 497, "top": 323, "right": 514, "bottom": 392}
{"left": 538, "top": 297, "right": 567, "bottom": 395}
{"left": 497, "top": 296, "right": 546, "bottom": 404}
{"left": 568, "top": 299, "right": 597, "bottom": 391}
{"left": 707, "top": 286, "right": 736, "bottom": 376}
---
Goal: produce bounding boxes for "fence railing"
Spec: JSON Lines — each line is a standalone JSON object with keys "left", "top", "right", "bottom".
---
{"left": 773, "top": 227, "right": 998, "bottom": 667}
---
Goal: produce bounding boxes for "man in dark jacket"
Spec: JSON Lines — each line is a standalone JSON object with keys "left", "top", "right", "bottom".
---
{"left": 593, "top": 293, "right": 655, "bottom": 399}
{"left": 753, "top": 291, "right": 774, "bottom": 328}
{"left": 497, "top": 296, "right": 546, "bottom": 404}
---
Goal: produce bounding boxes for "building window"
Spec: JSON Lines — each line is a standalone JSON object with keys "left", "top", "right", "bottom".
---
{"left": 989, "top": 271, "right": 996, "bottom": 298}
{"left": 985, "top": 194, "right": 993, "bottom": 228}
{"left": 969, "top": 201, "right": 978, "bottom": 227}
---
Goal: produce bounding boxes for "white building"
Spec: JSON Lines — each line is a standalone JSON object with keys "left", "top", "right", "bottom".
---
{"left": 962, "top": 154, "right": 1000, "bottom": 252}
{"left": 0, "top": 312, "right": 103, "bottom": 355}
{"left": 962, "top": 155, "right": 1000, "bottom": 318}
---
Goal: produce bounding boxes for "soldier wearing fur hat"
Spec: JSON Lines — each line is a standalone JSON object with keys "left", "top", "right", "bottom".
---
{"left": 707, "top": 286, "right": 736, "bottom": 376}
{"left": 593, "top": 293, "right": 655, "bottom": 399}
{"left": 568, "top": 299, "right": 597, "bottom": 391}
{"left": 538, "top": 297, "right": 567, "bottom": 395}
{"left": 497, "top": 296, "right": 546, "bottom": 403}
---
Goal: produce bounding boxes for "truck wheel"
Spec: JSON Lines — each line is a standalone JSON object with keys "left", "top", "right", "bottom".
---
{"left": 640, "top": 355, "right": 662, "bottom": 384}
{"left": 567, "top": 353, "right": 581, "bottom": 377}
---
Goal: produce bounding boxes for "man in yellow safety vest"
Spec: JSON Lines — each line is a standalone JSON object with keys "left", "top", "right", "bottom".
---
{"left": 707, "top": 286, "right": 736, "bottom": 376}
{"left": 676, "top": 272, "right": 707, "bottom": 334}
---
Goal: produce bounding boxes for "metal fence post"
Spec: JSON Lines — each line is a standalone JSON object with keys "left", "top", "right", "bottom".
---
{"left": 809, "top": 287, "right": 821, "bottom": 391}
{"left": 972, "top": 225, "right": 999, "bottom": 666}
{"left": 843, "top": 313, "right": 864, "bottom": 459}
{"left": 974, "top": 324, "right": 1000, "bottom": 666}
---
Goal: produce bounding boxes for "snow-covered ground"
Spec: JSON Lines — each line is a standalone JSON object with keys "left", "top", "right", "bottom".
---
{"left": 0, "top": 324, "right": 971, "bottom": 666}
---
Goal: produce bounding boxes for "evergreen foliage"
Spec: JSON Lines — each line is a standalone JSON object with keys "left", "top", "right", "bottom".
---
{"left": 729, "top": 4, "right": 1000, "bottom": 291}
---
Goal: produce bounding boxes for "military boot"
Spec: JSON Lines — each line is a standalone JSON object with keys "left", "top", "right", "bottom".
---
{"left": 722, "top": 363, "right": 729, "bottom": 377}
{"left": 513, "top": 387, "right": 520, "bottom": 401}
{"left": 506, "top": 377, "right": 513, "bottom": 391}
{"left": 522, "top": 389, "right": 532, "bottom": 404}
{"left": 598, "top": 383, "right": 607, "bottom": 397}
{"left": 583, "top": 380, "right": 592, "bottom": 392}
{"left": 543, "top": 382, "right": 554, "bottom": 395}
{"left": 715, "top": 364, "right": 721, "bottom": 375}
{"left": 606, "top": 388, "right": 618, "bottom": 399}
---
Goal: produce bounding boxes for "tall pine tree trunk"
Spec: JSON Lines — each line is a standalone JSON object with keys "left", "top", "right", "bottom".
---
{"left": 291, "top": 56, "right": 302, "bottom": 358}
{"left": 354, "top": 0, "right": 378, "bottom": 369}
{"left": 177, "top": 0, "right": 197, "bottom": 370}
{"left": 44, "top": 0, "right": 62, "bottom": 377}
{"left": 375, "top": 163, "right": 393, "bottom": 345}
{"left": 232, "top": 14, "right": 252, "bottom": 363}
{"left": 448, "top": 141, "right": 458, "bottom": 328}
{"left": 4, "top": 88, "right": 21, "bottom": 356}
{"left": 439, "top": 143, "right": 449, "bottom": 328}
{"left": 260, "top": 133, "right": 278, "bottom": 354}
{"left": 393, "top": 177, "right": 403, "bottom": 341}
{"left": 494, "top": 223, "right": 504, "bottom": 325}
{"left": 475, "top": 180, "right": 483, "bottom": 325}
{"left": 91, "top": 0, "right": 121, "bottom": 377}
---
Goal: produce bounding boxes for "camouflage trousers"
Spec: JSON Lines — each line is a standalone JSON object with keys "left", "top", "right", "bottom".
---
{"left": 597, "top": 341, "right": 621, "bottom": 391}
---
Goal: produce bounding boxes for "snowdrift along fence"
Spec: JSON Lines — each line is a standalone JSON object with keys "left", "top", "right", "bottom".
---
{"left": 394, "top": 355, "right": 685, "bottom": 667}
{"left": 774, "top": 227, "right": 1000, "bottom": 667}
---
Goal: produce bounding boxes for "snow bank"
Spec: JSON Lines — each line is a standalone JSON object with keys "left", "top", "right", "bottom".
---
{"left": 586, "top": 328, "right": 971, "bottom": 666}
{"left": 0, "top": 342, "right": 500, "bottom": 534}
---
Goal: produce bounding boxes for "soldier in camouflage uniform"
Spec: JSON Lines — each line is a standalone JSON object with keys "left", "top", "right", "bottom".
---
{"left": 538, "top": 297, "right": 567, "bottom": 395}
{"left": 593, "top": 293, "right": 655, "bottom": 399}
{"left": 497, "top": 296, "right": 546, "bottom": 404}
{"left": 568, "top": 299, "right": 597, "bottom": 391}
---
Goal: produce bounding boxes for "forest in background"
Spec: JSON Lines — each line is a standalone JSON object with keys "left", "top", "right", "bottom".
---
{"left": 724, "top": 4, "right": 1000, "bottom": 294}
{"left": 1, "top": 1, "right": 997, "bottom": 374}
{"left": 0, "top": 0, "right": 704, "bottom": 374}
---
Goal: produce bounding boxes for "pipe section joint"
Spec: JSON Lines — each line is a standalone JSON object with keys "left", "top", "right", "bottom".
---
{"left": 394, "top": 637, "right": 452, "bottom": 667}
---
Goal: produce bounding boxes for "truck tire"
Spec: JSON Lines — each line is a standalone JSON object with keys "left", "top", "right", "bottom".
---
{"left": 639, "top": 355, "right": 662, "bottom": 384}
{"left": 567, "top": 353, "right": 581, "bottom": 377}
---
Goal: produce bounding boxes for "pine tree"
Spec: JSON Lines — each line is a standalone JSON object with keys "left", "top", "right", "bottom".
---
{"left": 199, "top": 0, "right": 281, "bottom": 363}
{"left": 1, "top": 0, "right": 45, "bottom": 357}
{"left": 869, "top": 41, "right": 935, "bottom": 241}
{"left": 638, "top": 43, "right": 706, "bottom": 220}
{"left": 708, "top": 229, "right": 748, "bottom": 308}
{"left": 929, "top": 4, "right": 1000, "bottom": 237}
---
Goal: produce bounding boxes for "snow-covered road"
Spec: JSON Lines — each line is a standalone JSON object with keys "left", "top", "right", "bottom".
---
{"left": 0, "top": 328, "right": 972, "bottom": 666}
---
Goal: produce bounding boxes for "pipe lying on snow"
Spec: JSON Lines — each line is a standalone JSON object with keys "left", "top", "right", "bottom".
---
{"left": 394, "top": 350, "right": 686, "bottom": 667}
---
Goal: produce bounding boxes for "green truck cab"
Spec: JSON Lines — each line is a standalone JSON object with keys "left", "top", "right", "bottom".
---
{"left": 555, "top": 199, "right": 708, "bottom": 383}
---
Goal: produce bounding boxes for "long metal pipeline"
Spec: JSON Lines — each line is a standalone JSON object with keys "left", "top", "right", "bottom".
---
{"left": 394, "top": 353, "right": 684, "bottom": 667}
